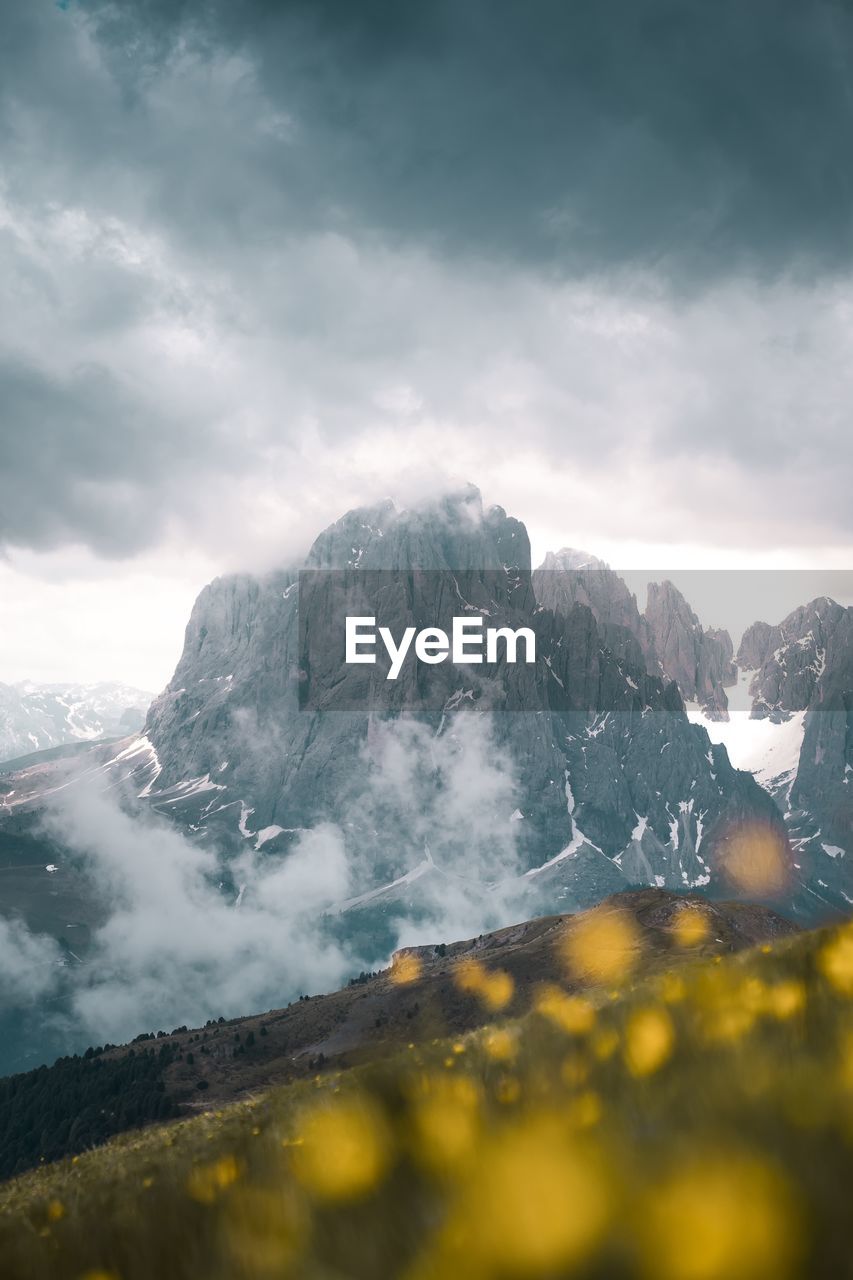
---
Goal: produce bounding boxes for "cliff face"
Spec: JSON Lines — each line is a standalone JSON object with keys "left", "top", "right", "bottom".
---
{"left": 533, "top": 550, "right": 653, "bottom": 673}
{"left": 534, "top": 555, "right": 736, "bottom": 721}
{"left": 745, "top": 598, "right": 846, "bottom": 721}
{"left": 737, "top": 620, "right": 780, "bottom": 672}
{"left": 643, "top": 580, "right": 735, "bottom": 720}
{"left": 729, "top": 597, "right": 852, "bottom": 887}
{"left": 139, "top": 492, "right": 784, "bottom": 920}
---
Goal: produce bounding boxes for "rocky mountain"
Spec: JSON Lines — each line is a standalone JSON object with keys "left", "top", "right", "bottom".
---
{"left": 2, "top": 490, "right": 784, "bottom": 918}
{"left": 737, "top": 619, "right": 780, "bottom": 671}
{"left": 0, "top": 487, "right": 847, "bottom": 1075}
{"left": 0, "top": 682, "right": 152, "bottom": 765}
{"left": 730, "top": 598, "right": 852, "bottom": 893}
{"left": 739, "top": 597, "right": 846, "bottom": 722}
{"left": 533, "top": 549, "right": 653, "bottom": 672}
{"left": 143, "top": 492, "right": 783, "bottom": 897}
{"left": 533, "top": 552, "right": 736, "bottom": 720}
{"left": 644, "top": 580, "right": 736, "bottom": 719}
{"left": 791, "top": 606, "right": 853, "bottom": 850}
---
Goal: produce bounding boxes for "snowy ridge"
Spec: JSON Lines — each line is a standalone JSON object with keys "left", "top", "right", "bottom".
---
{"left": 0, "top": 681, "right": 153, "bottom": 764}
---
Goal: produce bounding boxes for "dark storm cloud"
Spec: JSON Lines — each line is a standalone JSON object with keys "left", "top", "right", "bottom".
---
{"left": 77, "top": 0, "right": 853, "bottom": 279}
{"left": 0, "top": 355, "right": 239, "bottom": 554}
{"left": 0, "top": 0, "right": 851, "bottom": 562}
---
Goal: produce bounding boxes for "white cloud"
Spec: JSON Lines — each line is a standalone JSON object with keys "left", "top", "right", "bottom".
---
{"left": 0, "top": 915, "right": 62, "bottom": 1009}
{"left": 39, "top": 784, "right": 360, "bottom": 1043}
{"left": 0, "top": 710, "right": 526, "bottom": 1046}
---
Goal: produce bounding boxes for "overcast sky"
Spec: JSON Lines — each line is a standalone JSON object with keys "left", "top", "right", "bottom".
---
{"left": 2, "top": 0, "right": 852, "bottom": 691}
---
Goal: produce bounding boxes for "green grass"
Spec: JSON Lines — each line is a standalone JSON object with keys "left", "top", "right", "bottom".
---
{"left": 3, "top": 909, "right": 853, "bottom": 1279}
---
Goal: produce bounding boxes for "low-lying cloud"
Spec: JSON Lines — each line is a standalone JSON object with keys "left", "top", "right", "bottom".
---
{"left": 0, "top": 711, "right": 527, "bottom": 1055}
{"left": 38, "top": 786, "right": 359, "bottom": 1044}
{"left": 0, "top": 915, "right": 61, "bottom": 1010}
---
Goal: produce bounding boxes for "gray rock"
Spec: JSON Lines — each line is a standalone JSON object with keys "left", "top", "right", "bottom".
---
{"left": 737, "top": 620, "right": 780, "bottom": 672}
{"left": 644, "top": 581, "right": 734, "bottom": 720}
{"left": 748, "top": 597, "right": 845, "bottom": 721}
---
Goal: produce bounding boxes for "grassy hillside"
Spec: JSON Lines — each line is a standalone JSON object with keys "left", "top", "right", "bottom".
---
{"left": 0, "top": 889, "right": 796, "bottom": 1180}
{"left": 2, "top": 900, "right": 853, "bottom": 1279}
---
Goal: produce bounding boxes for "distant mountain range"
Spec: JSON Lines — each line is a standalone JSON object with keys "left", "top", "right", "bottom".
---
{"left": 0, "top": 682, "right": 153, "bottom": 766}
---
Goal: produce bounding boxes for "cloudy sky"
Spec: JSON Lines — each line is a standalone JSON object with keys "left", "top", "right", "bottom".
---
{"left": 2, "top": 0, "right": 852, "bottom": 691}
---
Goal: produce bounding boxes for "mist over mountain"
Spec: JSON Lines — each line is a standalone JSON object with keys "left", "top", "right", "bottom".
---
{"left": 118, "top": 488, "right": 783, "bottom": 898}
{"left": 0, "top": 487, "right": 849, "bottom": 1076}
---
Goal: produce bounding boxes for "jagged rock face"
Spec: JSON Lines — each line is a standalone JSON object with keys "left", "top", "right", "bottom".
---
{"left": 533, "top": 550, "right": 653, "bottom": 673}
{"left": 728, "top": 597, "right": 852, "bottom": 905}
{"left": 788, "top": 606, "right": 853, "bottom": 852}
{"left": 139, "top": 492, "right": 786, "bottom": 914}
{"left": 534, "top": 555, "right": 736, "bottom": 722}
{"left": 706, "top": 627, "right": 737, "bottom": 685}
{"left": 144, "top": 492, "right": 560, "bottom": 874}
{"left": 644, "top": 581, "right": 735, "bottom": 721}
{"left": 748, "top": 598, "right": 846, "bottom": 721}
{"left": 737, "top": 620, "right": 780, "bottom": 672}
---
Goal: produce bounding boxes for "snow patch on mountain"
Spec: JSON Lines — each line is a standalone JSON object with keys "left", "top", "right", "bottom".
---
{"left": 686, "top": 669, "right": 807, "bottom": 789}
{"left": 0, "top": 681, "right": 153, "bottom": 765}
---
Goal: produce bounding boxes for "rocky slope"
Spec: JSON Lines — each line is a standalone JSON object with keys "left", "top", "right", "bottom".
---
{"left": 643, "top": 580, "right": 736, "bottom": 719}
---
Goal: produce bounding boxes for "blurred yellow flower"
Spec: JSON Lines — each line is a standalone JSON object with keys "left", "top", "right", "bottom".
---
{"left": 717, "top": 822, "right": 789, "bottom": 897}
{"left": 534, "top": 984, "right": 596, "bottom": 1034}
{"left": 454, "top": 957, "right": 515, "bottom": 1011}
{"left": 560, "top": 1052, "right": 590, "bottom": 1088}
{"left": 483, "top": 1027, "right": 517, "bottom": 1061}
{"left": 559, "top": 905, "right": 643, "bottom": 984}
{"left": 819, "top": 926, "right": 853, "bottom": 995}
{"left": 592, "top": 1026, "right": 620, "bottom": 1060}
{"left": 671, "top": 903, "right": 711, "bottom": 948}
{"left": 765, "top": 980, "right": 806, "bottom": 1020}
{"left": 187, "top": 1155, "right": 242, "bottom": 1204}
{"left": 410, "top": 1076, "right": 481, "bottom": 1176}
{"left": 391, "top": 951, "right": 422, "bottom": 985}
{"left": 437, "top": 1116, "right": 609, "bottom": 1273}
{"left": 293, "top": 1096, "right": 390, "bottom": 1201}
{"left": 495, "top": 1075, "right": 521, "bottom": 1105}
{"left": 624, "top": 1006, "right": 675, "bottom": 1077}
{"left": 224, "top": 1186, "right": 306, "bottom": 1275}
{"left": 660, "top": 972, "right": 687, "bottom": 1003}
{"left": 641, "top": 1153, "right": 800, "bottom": 1280}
